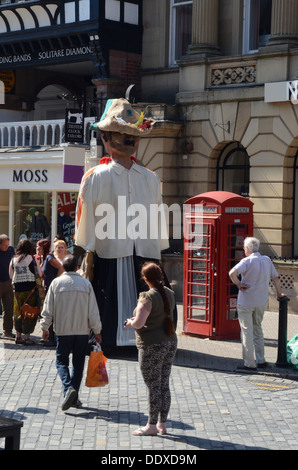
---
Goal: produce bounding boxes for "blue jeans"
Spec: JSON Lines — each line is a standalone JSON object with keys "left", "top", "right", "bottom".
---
{"left": 56, "top": 335, "right": 89, "bottom": 395}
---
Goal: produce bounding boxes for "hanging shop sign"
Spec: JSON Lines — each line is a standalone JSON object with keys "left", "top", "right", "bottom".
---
{"left": 65, "top": 108, "right": 85, "bottom": 144}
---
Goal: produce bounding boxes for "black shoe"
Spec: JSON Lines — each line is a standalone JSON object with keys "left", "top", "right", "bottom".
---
{"left": 62, "top": 387, "right": 78, "bottom": 411}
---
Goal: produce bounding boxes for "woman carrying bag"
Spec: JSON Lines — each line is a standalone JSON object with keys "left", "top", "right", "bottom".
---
{"left": 124, "top": 262, "right": 177, "bottom": 436}
{"left": 9, "top": 238, "right": 43, "bottom": 345}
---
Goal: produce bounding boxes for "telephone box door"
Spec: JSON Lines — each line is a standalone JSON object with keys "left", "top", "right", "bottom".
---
{"left": 183, "top": 217, "right": 216, "bottom": 337}
{"left": 216, "top": 220, "right": 253, "bottom": 339}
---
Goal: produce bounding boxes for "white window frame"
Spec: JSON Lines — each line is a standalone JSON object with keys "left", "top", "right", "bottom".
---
{"left": 243, "top": 0, "right": 272, "bottom": 54}
{"left": 243, "top": 0, "right": 255, "bottom": 53}
{"left": 169, "top": 0, "right": 193, "bottom": 67}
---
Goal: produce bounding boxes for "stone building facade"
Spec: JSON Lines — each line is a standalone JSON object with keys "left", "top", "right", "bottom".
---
{"left": 139, "top": 0, "right": 298, "bottom": 310}
{"left": 141, "top": 0, "right": 298, "bottom": 259}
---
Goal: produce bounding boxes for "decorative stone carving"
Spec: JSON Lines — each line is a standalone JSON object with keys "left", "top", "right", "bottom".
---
{"left": 211, "top": 65, "right": 256, "bottom": 86}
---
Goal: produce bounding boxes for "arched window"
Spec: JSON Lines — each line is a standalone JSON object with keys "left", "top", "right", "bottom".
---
{"left": 217, "top": 142, "right": 250, "bottom": 197}
{"left": 293, "top": 151, "right": 298, "bottom": 257}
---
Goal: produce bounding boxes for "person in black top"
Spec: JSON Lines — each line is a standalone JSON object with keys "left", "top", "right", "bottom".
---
{"left": 0, "top": 234, "right": 15, "bottom": 338}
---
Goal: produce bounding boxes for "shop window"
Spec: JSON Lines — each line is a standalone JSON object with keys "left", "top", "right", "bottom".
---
{"left": 217, "top": 143, "right": 250, "bottom": 197}
{"left": 57, "top": 192, "right": 77, "bottom": 252}
{"left": 243, "top": 0, "right": 272, "bottom": 53}
{"left": 14, "top": 192, "right": 51, "bottom": 248}
{"left": 14, "top": 191, "right": 78, "bottom": 251}
{"left": 169, "top": 0, "right": 193, "bottom": 66}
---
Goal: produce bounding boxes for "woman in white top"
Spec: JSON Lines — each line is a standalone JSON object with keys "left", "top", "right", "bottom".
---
{"left": 10, "top": 238, "right": 43, "bottom": 345}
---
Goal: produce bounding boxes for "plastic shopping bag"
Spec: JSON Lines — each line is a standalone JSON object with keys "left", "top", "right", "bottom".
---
{"left": 287, "top": 334, "right": 298, "bottom": 370}
{"left": 85, "top": 344, "right": 109, "bottom": 387}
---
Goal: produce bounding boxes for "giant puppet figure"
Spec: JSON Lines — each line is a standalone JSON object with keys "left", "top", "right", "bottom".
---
{"left": 75, "top": 98, "right": 175, "bottom": 348}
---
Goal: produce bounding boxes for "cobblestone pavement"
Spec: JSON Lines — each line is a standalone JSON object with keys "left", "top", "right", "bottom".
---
{"left": 1, "top": 305, "right": 298, "bottom": 452}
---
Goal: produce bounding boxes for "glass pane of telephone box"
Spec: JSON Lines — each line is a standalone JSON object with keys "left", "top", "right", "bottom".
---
{"left": 187, "top": 222, "right": 211, "bottom": 322}
{"left": 227, "top": 224, "right": 247, "bottom": 320}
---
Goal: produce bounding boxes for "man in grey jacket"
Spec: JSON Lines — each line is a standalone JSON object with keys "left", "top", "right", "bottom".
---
{"left": 40, "top": 254, "right": 102, "bottom": 411}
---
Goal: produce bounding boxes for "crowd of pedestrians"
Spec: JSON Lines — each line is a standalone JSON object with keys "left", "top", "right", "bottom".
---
{"left": 0, "top": 99, "right": 284, "bottom": 434}
{"left": 0, "top": 99, "right": 179, "bottom": 428}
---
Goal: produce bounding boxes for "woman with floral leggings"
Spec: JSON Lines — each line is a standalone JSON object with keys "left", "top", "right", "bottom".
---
{"left": 125, "top": 262, "right": 177, "bottom": 436}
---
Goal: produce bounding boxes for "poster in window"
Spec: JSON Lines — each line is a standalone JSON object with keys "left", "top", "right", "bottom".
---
{"left": 57, "top": 192, "right": 77, "bottom": 251}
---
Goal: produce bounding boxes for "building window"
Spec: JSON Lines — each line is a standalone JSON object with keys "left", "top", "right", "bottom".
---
{"left": 56, "top": 192, "right": 77, "bottom": 252}
{"left": 169, "top": 0, "right": 193, "bottom": 66}
{"left": 105, "top": 0, "right": 140, "bottom": 25}
{"left": 14, "top": 192, "right": 51, "bottom": 248}
{"left": 243, "top": 0, "right": 272, "bottom": 53}
{"left": 293, "top": 152, "right": 298, "bottom": 257}
{"left": 217, "top": 143, "right": 250, "bottom": 197}
{"left": 14, "top": 191, "right": 78, "bottom": 251}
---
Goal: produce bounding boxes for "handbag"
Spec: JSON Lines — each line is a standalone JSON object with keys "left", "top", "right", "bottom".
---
{"left": 20, "top": 287, "right": 40, "bottom": 319}
{"left": 85, "top": 344, "right": 109, "bottom": 387}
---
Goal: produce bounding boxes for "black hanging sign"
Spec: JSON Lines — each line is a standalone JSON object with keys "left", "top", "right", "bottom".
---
{"left": 65, "top": 108, "right": 84, "bottom": 143}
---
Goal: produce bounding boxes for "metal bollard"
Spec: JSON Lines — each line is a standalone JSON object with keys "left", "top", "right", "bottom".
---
{"left": 275, "top": 295, "right": 290, "bottom": 368}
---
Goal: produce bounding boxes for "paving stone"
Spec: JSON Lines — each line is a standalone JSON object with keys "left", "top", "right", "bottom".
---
{"left": 1, "top": 306, "right": 298, "bottom": 450}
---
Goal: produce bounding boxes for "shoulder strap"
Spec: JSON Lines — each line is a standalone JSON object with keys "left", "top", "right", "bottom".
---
{"left": 22, "top": 286, "right": 37, "bottom": 305}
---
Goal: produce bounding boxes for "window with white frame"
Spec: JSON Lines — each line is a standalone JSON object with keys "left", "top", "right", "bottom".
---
{"left": 169, "top": 0, "right": 193, "bottom": 66}
{"left": 105, "top": 0, "right": 140, "bottom": 25}
{"left": 243, "top": 0, "right": 272, "bottom": 53}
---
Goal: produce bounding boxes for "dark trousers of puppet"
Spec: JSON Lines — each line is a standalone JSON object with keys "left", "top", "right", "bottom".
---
{"left": 90, "top": 253, "right": 177, "bottom": 348}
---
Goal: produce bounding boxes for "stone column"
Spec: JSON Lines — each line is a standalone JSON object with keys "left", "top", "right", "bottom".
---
{"left": 269, "top": 0, "right": 298, "bottom": 46}
{"left": 188, "top": 0, "right": 220, "bottom": 57}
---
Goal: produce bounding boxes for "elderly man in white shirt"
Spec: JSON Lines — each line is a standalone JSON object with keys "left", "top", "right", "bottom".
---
{"left": 229, "top": 237, "right": 283, "bottom": 372}
{"left": 75, "top": 98, "right": 173, "bottom": 349}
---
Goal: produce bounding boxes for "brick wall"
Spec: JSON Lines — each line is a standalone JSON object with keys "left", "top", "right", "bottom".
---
{"left": 109, "top": 50, "right": 142, "bottom": 98}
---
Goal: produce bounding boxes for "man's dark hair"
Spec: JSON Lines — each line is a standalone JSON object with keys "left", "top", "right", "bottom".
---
{"left": 62, "top": 254, "right": 78, "bottom": 272}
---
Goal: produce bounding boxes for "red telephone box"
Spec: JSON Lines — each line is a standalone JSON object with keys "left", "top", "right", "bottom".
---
{"left": 183, "top": 191, "right": 254, "bottom": 340}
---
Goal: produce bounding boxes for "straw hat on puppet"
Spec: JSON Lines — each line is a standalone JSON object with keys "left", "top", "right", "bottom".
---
{"left": 90, "top": 98, "right": 155, "bottom": 136}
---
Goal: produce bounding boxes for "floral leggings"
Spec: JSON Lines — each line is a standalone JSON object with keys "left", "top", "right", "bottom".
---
{"left": 138, "top": 340, "right": 177, "bottom": 425}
